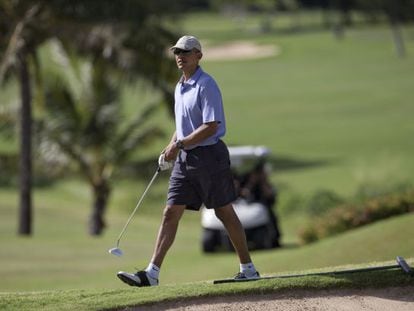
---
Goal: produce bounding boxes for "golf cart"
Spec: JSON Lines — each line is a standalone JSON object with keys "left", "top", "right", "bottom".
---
{"left": 201, "top": 146, "right": 281, "bottom": 253}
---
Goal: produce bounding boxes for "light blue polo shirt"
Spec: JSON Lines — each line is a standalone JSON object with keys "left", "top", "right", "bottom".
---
{"left": 174, "top": 66, "right": 226, "bottom": 149}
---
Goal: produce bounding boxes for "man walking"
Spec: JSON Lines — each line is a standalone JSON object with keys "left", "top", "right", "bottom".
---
{"left": 117, "top": 35, "right": 259, "bottom": 287}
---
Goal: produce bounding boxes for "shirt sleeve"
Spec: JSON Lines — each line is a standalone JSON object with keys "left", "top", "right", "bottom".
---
{"left": 200, "top": 78, "right": 224, "bottom": 124}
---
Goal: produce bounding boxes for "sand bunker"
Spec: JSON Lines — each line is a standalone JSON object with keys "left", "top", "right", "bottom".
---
{"left": 202, "top": 41, "right": 280, "bottom": 61}
{"left": 130, "top": 286, "right": 414, "bottom": 311}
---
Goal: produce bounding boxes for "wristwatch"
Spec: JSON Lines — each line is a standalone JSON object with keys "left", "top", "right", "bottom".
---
{"left": 175, "top": 140, "right": 185, "bottom": 150}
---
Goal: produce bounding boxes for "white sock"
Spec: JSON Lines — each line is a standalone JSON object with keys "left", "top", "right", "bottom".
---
{"left": 145, "top": 263, "right": 160, "bottom": 280}
{"left": 240, "top": 262, "right": 257, "bottom": 276}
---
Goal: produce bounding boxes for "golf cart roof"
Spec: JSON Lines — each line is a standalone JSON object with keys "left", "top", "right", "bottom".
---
{"left": 228, "top": 146, "right": 270, "bottom": 173}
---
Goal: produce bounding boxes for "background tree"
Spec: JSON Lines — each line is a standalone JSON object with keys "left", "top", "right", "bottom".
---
{"left": 353, "top": 0, "right": 414, "bottom": 57}
{"left": 1, "top": 0, "right": 183, "bottom": 235}
{"left": 38, "top": 40, "right": 167, "bottom": 235}
{"left": 0, "top": 1, "right": 51, "bottom": 235}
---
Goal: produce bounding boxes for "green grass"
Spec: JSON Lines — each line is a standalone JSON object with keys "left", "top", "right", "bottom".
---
{"left": 1, "top": 11, "right": 414, "bottom": 310}
{"left": 200, "top": 27, "right": 414, "bottom": 197}
{"left": 176, "top": 14, "right": 414, "bottom": 196}
{"left": 1, "top": 178, "right": 414, "bottom": 292}
{"left": 1, "top": 263, "right": 413, "bottom": 310}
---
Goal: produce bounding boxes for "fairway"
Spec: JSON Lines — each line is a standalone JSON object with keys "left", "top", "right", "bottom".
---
{"left": 200, "top": 28, "right": 414, "bottom": 197}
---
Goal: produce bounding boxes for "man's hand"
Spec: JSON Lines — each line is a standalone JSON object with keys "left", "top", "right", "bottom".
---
{"left": 158, "top": 153, "right": 174, "bottom": 171}
{"left": 163, "top": 142, "right": 179, "bottom": 161}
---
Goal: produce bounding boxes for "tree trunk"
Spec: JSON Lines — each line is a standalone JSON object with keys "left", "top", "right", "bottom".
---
{"left": 321, "top": 8, "right": 332, "bottom": 29}
{"left": 385, "top": 4, "right": 406, "bottom": 59}
{"left": 17, "top": 50, "right": 33, "bottom": 236}
{"left": 390, "top": 20, "right": 406, "bottom": 58}
{"left": 89, "top": 181, "right": 110, "bottom": 235}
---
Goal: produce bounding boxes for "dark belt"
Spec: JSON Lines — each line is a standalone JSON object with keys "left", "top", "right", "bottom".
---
{"left": 184, "top": 140, "right": 221, "bottom": 153}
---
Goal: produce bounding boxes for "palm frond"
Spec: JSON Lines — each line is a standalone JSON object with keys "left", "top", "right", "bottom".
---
{"left": 0, "top": 3, "right": 43, "bottom": 84}
{"left": 43, "top": 74, "right": 82, "bottom": 135}
{"left": 114, "top": 126, "right": 165, "bottom": 165}
{"left": 116, "top": 101, "right": 160, "bottom": 144}
{"left": 49, "top": 39, "right": 87, "bottom": 105}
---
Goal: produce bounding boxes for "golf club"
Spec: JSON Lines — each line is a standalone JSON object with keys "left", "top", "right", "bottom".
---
{"left": 108, "top": 166, "right": 161, "bottom": 257}
{"left": 214, "top": 256, "right": 413, "bottom": 284}
{"left": 397, "top": 256, "right": 413, "bottom": 274}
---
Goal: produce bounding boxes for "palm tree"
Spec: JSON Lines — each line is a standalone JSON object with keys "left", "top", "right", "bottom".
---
{"left": 0, "top": 2, "right": 47, "bottom": 235}
{"left": 67, "top": 19, "right": 178, "bottom": 115}
{"left": 353, "top": 0, "right": 414, "bottom": 57}
{"left": 1, "top": 0, "right": 180, "bottom": 235}
{"left": 38, "top": 40, "right": 166, "bottom": 235}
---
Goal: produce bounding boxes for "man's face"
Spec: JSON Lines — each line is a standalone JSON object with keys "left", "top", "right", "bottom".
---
{"left": 173, "top": 48, "right": 201, "bottom": 71}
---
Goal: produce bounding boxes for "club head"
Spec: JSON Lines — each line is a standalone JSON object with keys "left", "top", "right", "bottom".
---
{"left": 108, "top": 247, "right": 123, "bottom": 257}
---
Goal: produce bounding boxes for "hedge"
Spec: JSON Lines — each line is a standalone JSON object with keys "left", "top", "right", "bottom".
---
{"left": 299, "top": 189, "right": 414, "bottom": 244}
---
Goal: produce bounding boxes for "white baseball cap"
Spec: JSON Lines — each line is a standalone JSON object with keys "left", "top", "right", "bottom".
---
{"left": 170, "top": 35, "right": 202, "bottom": 52}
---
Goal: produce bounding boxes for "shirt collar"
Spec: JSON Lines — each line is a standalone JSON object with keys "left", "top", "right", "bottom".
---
{"left": 180, "top": 66, "right": 203, "bottom": 86}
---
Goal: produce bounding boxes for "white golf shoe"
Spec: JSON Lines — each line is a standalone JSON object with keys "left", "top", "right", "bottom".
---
{"left": 233, "top": 271, "right": 260, "bottom": 281}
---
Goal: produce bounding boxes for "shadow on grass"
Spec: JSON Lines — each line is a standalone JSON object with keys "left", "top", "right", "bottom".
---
{"left": 268, "top": 155, "right": 336, "bottom": 172}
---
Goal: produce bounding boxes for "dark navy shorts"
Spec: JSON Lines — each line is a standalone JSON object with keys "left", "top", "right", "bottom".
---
{"left": 167, "top": 140, "right": 237, "bottom": 211}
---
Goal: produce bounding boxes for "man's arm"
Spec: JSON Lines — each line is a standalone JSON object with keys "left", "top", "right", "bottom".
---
{"left": 181, "top": 121, "right": 218, "bottom": 147}
{"left": 163, "top": 121, "right": 218, "bottom": 161}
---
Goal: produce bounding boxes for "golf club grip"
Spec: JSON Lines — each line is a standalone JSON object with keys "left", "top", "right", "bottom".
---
{"left": 396, "top": 256, "right": 413, "bottom": 274}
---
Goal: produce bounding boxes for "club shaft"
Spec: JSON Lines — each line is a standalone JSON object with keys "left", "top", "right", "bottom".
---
{"left": 116, "top": 167, "right": 160, "bottom": 247}
{"left": 274, "top": 264, "right": 399, "bottom": 279}
{"left": 214, "top": 264, "right": 403, "bottom": 284}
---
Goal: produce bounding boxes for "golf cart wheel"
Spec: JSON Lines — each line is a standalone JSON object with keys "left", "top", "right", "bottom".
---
{"left": 202, "top": 229, "right": 221, "bottom": 253}
{"left": 247, "top": 225, "right": 270, "bottom": 250}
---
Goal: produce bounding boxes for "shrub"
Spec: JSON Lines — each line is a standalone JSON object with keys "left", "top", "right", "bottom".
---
{"left": 354, "top": 181, "right": 412, "bottom": 202}
{"left": 279, "top": 193, "right": 306, "bottom": 216}
{"left": 299, "top": 189, "right": 414, "bottom": 244}
{"left": 306, "top": 189, "right": 344, "bottom": 216}
{"left": 279, "top": 189, "right": 343, "bottom": 217}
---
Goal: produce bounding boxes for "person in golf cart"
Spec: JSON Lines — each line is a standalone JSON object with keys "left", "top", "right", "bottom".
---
{"left": 201, "top": 146, "right": 281, "bottom": 253}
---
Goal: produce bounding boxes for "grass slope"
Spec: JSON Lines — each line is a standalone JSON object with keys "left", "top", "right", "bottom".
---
{"left": 1, "top": 262, "right": 413, "bottom": 311}
{"left": 1, "top": 190, "right": 413, "bottom": 291}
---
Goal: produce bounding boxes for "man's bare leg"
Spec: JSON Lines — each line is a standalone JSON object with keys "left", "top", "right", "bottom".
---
{"left": 150, "top": 204, "right": 186, "bottom": 267}
{"left": 117, "top": 204, "right": 186, "bottom": 287}
{"left": 214, "top": 204, "right": 252, "bottom": 264}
